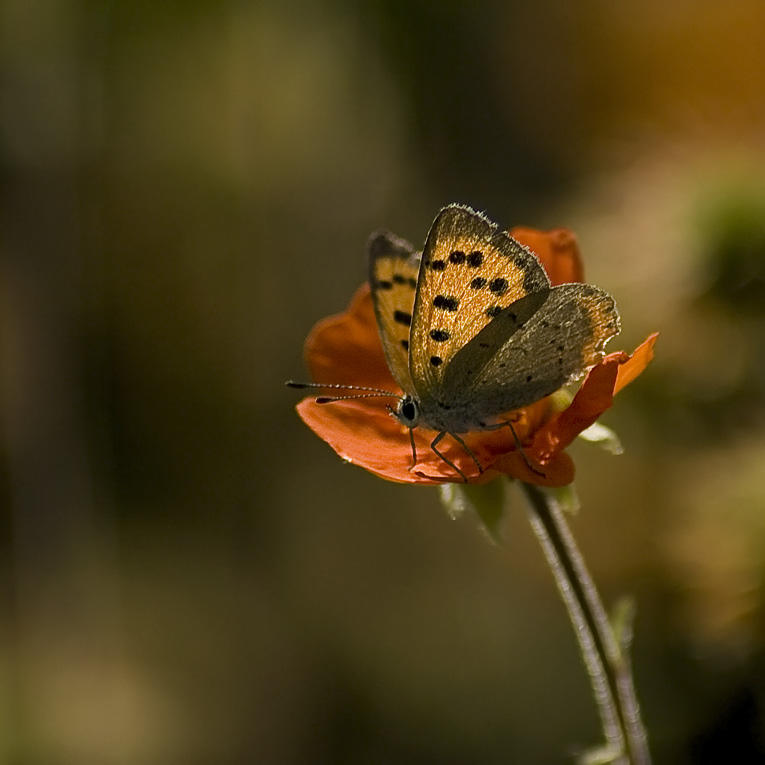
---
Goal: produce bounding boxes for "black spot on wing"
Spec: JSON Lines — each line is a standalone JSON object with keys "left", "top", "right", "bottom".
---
{"left": 489, "top": 278, "right": 509, "bottom": 295}
{"left": 467, "top": 251, "right": 483, "bottom": 267}
{"left": 429, "top": 329, "right": 450, "bottom": 342}
{"left": 449, "top": 250, "right": 466, "bottom": 264}
{"left": 392, "top": 273, "right": 415, "bottom": 288}
{"left": 433, "top": 295, "right": 459, "bottom": 312}
{"left": 442, "top": 289, "right": 551, "bottom": 394}
{"left": 393, "top": 310, "right": 412, "bottom": 326}
{"left": 470, "top": 277, "right": 487, "bottom": 290}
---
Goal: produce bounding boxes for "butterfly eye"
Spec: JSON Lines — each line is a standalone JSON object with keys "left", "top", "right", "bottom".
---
{"left": 397, "top": 396, "right": 420, "bottom": 427}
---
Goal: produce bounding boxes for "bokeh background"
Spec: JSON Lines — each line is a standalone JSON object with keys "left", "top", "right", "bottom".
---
{"left": 3, "top": 1, "right": 765, "bottom": 762}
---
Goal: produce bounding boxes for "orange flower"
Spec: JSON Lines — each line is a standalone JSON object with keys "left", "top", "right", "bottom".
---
{"left": 294, "top": 228, "right": 657, "bottom": 487}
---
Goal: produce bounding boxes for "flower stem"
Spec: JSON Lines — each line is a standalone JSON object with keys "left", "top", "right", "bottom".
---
{"left": 520, "top": 482, "right": 651, "bottom": 765}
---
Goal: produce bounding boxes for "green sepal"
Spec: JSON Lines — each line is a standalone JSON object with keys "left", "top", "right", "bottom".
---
{"left": 439, "top": 479, "right": 507, "bottom": 543}
{"left": 541, "top": 483, "right": 580, "bottom": 516}
{"left": 575, "top": 743, "right": 624, "bottom": 765}
{"left": 578, "top": 421, "right": 624, "bottom": 455}
{"left": 610, "top": 596, "right": 637, "bottom": 659}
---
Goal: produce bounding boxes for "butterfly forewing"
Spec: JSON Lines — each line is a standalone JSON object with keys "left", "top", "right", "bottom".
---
{"left": 368, "top": 231, "right": 420, "bottom": 394}
{"left": 443, "top": 283, "right": 620, "bottom": 416}
{"left": 409, "top": 205, "right": 550, "bottom": 400}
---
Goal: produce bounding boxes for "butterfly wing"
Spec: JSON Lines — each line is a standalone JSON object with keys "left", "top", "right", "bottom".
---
{"left": 368, "top": 230, "right": 421, "bottom": 394}
{"left": 409, "top": 204, "right": 550, "bottom": 401}
{"left": 443, "top": 283, "right": 621, "bottom": 416}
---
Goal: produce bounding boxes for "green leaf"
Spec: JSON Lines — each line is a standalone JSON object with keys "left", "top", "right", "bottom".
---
{"left": 576, "top": 743, "right": 624, "bottom": 765}
{"left": 438, "top": 479, "right": 507, "bottom": 543}
{"left": 578, "top": 421, "right": 624, "bottom": 455}
{"left": 541, "top": 483, "right": 580, "bottom": 516}
{"left": 610, "top": 596, "right": 637, "bottom": 659}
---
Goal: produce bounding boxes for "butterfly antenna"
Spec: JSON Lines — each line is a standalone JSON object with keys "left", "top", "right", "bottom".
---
{"left": 315, "top": 393, "right": 400, "bottom": 404}
{"left": 286, "top": 381, "right": 402, "bottom": 404}
{"left": 287, "top": 381, "right": 399, "bottom": 394}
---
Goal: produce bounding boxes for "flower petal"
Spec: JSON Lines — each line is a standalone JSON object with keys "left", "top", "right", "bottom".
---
{"left": 529, "top": 334, "right": 659, "bottom": 463}
{"left": 296, "top": 394, "right": 491, "bottom": 485}
{"left": 491, "top": 449, "right": 576, "bottom": 487}
{"left": 614, "top": 332, "right": 659, "bottom": 394}
{"left": 296, "top": 387, "right": 576, "bottom": 487}
{"left": 304, "top": 284, "right": 396, "bottom": 392}
{"left": 297, "top": 396, "right": 415, "bottom": 482}
{"left": 511, "top": 227, "right": 585, "bottom": 285}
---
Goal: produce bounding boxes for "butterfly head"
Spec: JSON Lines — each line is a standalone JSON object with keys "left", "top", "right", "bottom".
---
{"left": 392, "top": 394, "right": 420, "bottom": 429}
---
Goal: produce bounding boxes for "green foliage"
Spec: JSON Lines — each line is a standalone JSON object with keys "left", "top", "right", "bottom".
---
{"left": 439, "top": 479, "right": 507, "bottom": 543}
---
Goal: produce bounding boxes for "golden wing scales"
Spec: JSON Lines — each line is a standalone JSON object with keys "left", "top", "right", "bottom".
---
{"left": 368, "top": 231, "right": 420, "bottom": 395}
{"left": 358, "top": 204, "right": 623, "bottom": 480}
{"left": 409, "top": 205, "right": 550, "bottom": 400}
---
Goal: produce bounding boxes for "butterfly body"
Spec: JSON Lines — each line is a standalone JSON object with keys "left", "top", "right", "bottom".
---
{"left": 368, "top": 205, "right": 620, "bottom": 478}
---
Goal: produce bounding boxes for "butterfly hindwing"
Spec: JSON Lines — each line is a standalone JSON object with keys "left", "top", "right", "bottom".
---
{"left": 409, "top": 204, "right": 550, "bottom": 401}
{"left": 443, "top": 283, "right": 620, "bottom": 416}
{"left": 368, "top": 231, "right": 420, "bottom": 394}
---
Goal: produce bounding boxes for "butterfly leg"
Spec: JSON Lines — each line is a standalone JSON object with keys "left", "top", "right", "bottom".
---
{"left": 388, "top": 404, "right": 419, "bottom": 472}
{"left": 408, "top": 427, "right": 418, "bottom": 471}
{"left": 480, "top": 419, "right": 545, "bottom": 477}
{"left": 430, "top": 431, "right": 483, "bottom": 483}
{"left": 504, "top": 420, "right": 545, "bottom": 478}
{"left": 430, "top": 432, "right": 469, "bottom": 482}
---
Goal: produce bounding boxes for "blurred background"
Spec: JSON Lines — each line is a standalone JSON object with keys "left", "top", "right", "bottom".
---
{"left": 2, "top": 0, "right": 765, "bottom": 762}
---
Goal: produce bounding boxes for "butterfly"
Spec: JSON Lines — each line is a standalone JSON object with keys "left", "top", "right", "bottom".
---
{"left": 290, "top": 204, "right": 620, "bottom": 481}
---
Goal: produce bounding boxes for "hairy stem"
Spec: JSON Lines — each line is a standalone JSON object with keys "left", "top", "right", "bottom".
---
{"left": 520, "top": 482, "right": 651, "bottom": 765}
